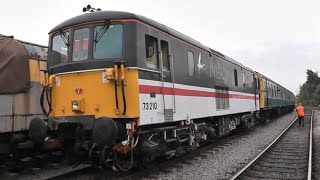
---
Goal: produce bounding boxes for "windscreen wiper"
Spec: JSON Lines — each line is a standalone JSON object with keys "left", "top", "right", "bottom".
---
{"left": 94, "top": 21, "right": 111, "bottom": 44}
{"left": 59, "top": 30, "right": 69, "bottom": 47}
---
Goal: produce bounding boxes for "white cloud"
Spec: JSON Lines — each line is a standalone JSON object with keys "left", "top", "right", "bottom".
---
{"left": 227, "top": 41, "right": 320, "bottom": 94}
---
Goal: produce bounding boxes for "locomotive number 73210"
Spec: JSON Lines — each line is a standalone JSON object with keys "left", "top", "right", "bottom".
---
{"left": 142, "top": 102, "right": 157, "bottom": 110}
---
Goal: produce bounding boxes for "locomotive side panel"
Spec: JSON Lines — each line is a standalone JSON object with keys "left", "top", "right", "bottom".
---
{"left": 135, "top": 22, "right": 258, "bottom": 125}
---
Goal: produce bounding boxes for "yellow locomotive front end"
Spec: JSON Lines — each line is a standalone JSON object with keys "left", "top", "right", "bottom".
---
{"left": 29, "top": 13, "right": 144, "bottom": 168}
{"left": 46, "top": 63, "right": 141, "bottom": 166}
{"left": 50, "top": 66, "right": 139, "bottom": 120}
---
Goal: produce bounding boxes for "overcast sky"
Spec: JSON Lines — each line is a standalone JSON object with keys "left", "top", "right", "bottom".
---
{"left": 2, "top": 0, "right": 320, "bottom": 94}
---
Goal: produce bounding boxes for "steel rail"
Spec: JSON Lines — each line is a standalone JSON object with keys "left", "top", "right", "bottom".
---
{"left": 307, "top": 110, "right": 314, "bottom": 180}
{"left": 229, "top": 116, "right": 298, "bottom": 180}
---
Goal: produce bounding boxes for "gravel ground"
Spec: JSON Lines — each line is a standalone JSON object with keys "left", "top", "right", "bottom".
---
{"left": 153, "top": 112, "right": 296, "bottom": 180}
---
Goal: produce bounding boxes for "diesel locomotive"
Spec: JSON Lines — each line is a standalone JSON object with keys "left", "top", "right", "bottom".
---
{"left": 0, "top": 35, "right": 47, "bottom": 161}
{"left": 29, "top": 11, "right": 295, "bottom": 170}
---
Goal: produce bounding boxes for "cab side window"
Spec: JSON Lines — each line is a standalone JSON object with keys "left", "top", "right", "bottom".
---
{"left": 145, "top": 35, "right": 159, "bottom": 69}
{"left": 234, "top": 69, "right": 238, "bottom": 86}
{"left": 161, "top": 40, "right": 170, "bottom": 70}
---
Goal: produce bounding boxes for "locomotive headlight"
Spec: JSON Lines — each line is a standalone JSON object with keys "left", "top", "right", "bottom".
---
{"left": 72, "top": 101, "right": 79, "bottom": 110}
{"left": 71, "top": 99, "right": 85, "bottom": 112}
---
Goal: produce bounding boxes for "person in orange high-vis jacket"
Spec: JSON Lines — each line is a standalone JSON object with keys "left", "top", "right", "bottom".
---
{"left": 296, "top": 103, "right": 305, "bottom": 127}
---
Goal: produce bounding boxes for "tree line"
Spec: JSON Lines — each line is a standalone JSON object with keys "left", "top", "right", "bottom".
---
{"left": 296, "top": 69, "right": 320, "bottom": 106}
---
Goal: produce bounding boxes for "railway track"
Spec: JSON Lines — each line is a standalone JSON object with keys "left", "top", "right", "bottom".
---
{"left": 230, "top": 111, "right": 314, "bottom": 180}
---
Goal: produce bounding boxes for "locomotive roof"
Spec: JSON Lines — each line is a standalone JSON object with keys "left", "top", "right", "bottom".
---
{"left": 49, "top": 11, "right": 209, "bottom": 49}
{"left": 49, "top": 11, "right": 253, "bottom": 71}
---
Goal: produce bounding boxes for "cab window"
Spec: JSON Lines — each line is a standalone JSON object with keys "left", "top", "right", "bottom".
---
{"left": 72, "top": 28, "right": 89, "bottom": 61}
{"left": 52, "top": 31, "right": 69, "bottom": 66}
{"left": 145, "top": 35, "right": 159, "bottom": 69}
{"left": 93, "top": 24, "right": 123, "bottom": 59}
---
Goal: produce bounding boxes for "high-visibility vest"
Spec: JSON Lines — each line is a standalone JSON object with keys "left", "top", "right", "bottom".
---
{"left": 296, "top": 105, "right": 305, "bottom": 117}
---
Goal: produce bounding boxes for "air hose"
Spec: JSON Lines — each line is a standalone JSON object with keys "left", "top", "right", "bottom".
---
{"left": 121, "top": 79, "right": 127, "bottom": 115}
{"left": 114, "top": 137, "right": 134, "bottom": 172}
{"left": 114, "top": 80, "right": 119, "bottom": 110}
{"left": 40, "top": 86, "right": 47, "bottom": 115}
{"left": 45, "top": 86, "right": 52, "bottom": 116}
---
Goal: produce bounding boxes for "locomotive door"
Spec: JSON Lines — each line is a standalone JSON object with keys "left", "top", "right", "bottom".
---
{"left": 159, "top": 39, "right": 175, "bottom": 121}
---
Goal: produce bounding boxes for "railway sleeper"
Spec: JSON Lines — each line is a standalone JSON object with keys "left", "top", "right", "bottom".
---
{"left": 251, "top": 167, "right": 306, "bottom": 174}
{"left": 268, "top": 152, "right": 308, "bottom": 156}
{"left": 261, "top": 157, "right": 308, "bottom": 164}
{"left": 257, "top": 162, "right": 307, "bottom": 169}
{"left": 244, "top": 171, "right": 306, "bottom": 180}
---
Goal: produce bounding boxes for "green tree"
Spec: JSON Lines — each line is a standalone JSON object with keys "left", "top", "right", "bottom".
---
{"left": 296, "top": 69, "right": 320, "bottom": 106}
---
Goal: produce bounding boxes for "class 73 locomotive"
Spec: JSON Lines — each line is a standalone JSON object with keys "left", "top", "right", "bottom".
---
{"left": 29, "top": 11, "right": 295, "bottom": 170}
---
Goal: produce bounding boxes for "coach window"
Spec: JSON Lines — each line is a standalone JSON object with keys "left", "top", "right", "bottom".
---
{"left": 52, "top": 31, "right": 69, "bottom": 66}
{"left": 145, "top": 35, "right": 159, "bottom": 69}
{"left": 273, "top": 86, "right": 275, "bottom": 97}
{"left": 93, "top": 24, "right": 123, "bottom": 59}
{"left": 72, "top": 28, "right": 89, "bottom": 61}
{"left": 161, "top": 40, "right": 170, "bottom": 70}
{"left": 188, "top": 51, "right": 195, "bottom": 76}
{"left": 234, "top": 69, "right": 238, "bottom": 86}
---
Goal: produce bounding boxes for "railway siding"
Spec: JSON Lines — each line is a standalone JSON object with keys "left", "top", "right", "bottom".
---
{"left": 234, "top": 113, "right": 311, "bottom": 179}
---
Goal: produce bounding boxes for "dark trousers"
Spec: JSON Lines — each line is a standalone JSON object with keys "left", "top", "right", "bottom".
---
{"left": 298, "top": 116, "right": 304, "bottom": 127}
